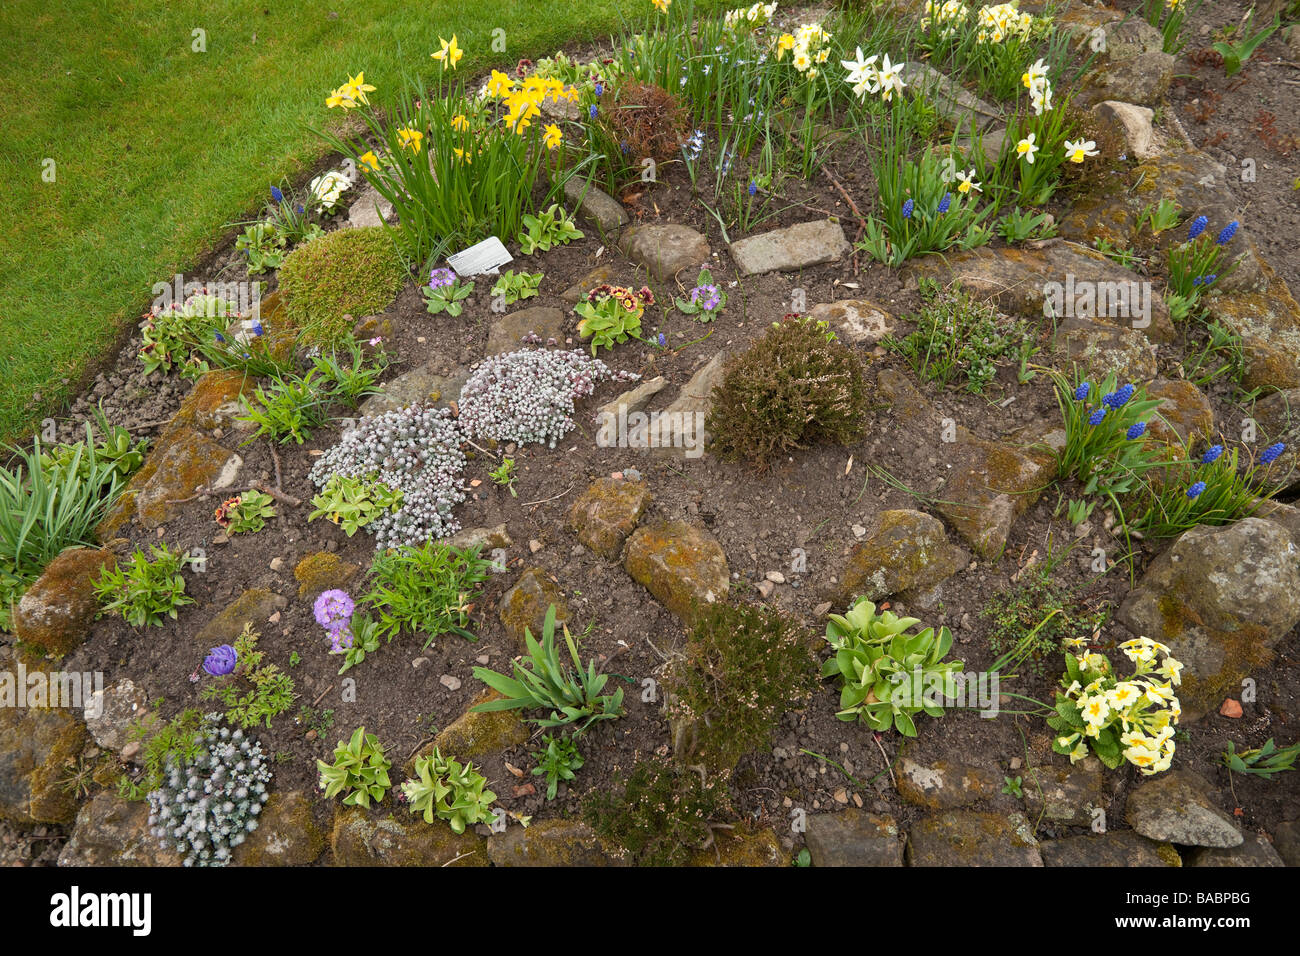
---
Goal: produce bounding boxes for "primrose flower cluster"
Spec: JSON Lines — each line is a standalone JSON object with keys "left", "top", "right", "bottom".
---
{"left": 1050, "top": 637, "right": 1183, "bottom": 775}
{"left": 723, "top": 2, "right": 777, "bottom": 31}
{"left": 976, "top": 2, "right": 1034, "bottom": 43}
{"left": 774, "top": 22, "right": 833, "bottom": 76}
{"left": 920, "top": 0, "right": 970, "bottom": 38}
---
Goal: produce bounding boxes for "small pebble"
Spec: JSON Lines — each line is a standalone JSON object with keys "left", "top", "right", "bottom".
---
{"left": 440, "top": 675, "right": 462, "bottom": 691}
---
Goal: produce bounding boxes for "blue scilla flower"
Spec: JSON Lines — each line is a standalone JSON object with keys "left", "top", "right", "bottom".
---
{"left": 214, "top": 331, "right": 226, "bottom": 343}
{"left": 1261, "top": 442, "right": 1286, "bottom": 464}
{"left": 902, "top": 199, "right": 914, "bottom": 219}
{"left": 938, "top": 193, "right": 952, "bottom": 214}
{"left": 1187, "top": 481, "right": 1206, "bottom": 499}
{"left": 1201, "top": 444, "right": 1223, "bottom": 464}
{"left": 1074, "top": 382, "right": 1091, "bottom": 401}
{"left": 1127, "top": 422, "right": 1146, "bottom": 440}
{"left": 657, "top": 332, "right": 667, "bottom": 346}
{"left": 1215, "top": 221, "right": 1239, "bottom": 245}
{"left": 1088, "top": 408, "right": 1107, "bottom": 426}
{"left": 1188, "top": 215, "right": 1208, "bottom": 240}
{"left": 271, "top": 185, "right": 284, "bottom": 203}
{"left": 296, "top": 204, "right": 305, "bottom": 215}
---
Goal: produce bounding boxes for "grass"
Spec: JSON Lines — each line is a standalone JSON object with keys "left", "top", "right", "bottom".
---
{"left": 0, "top": 0, "right": 676, "bottom": 444}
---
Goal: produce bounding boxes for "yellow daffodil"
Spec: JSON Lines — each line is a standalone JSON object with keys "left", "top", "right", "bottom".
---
{"left": 1064, "top": 138, "right": 1099, "bottom": 163}
{"left": 488, "top": 69, "right": 515, "bottom": 97}
{"left": 1021, "top": 58, "right": 1047, "bottom": 91}
{"left": 347, "top": 71, "right": 376, "bottom": 105}
{"left": 326, "top": 84, "right": 360, "bottom": 110}
{"left": 453, "top": 147, "right": 472, "bottom": 164}
{"left": 451, "top": 113, "right": 470, "bottom": 132}
{"left": 651, "top": 0, "right": 671, "bottom": 11}
{"left": 396, "top": 127, "right": 424, "bottom": 154}
{"left": 543, "top": 123, "right": 563, "bottom": 150}
{"left": 776, "top": 33, "right": 796, "bottom": 60}
{"left": 358, "top": 150, "right": 380, "bottom": 172}
{"left": 431, "top": 34, "right": 464, "bottom": 70}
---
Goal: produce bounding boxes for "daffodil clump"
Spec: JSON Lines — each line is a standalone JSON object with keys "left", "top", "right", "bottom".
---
{"left": 919, "top": 0, "right": 969, "bottom": 39}
{"left": 841, "top": 47, "right": 907, "bottom": 103}
{"left": 314, "top": 38, "right": 582, "bottom": 262}
{"left": 1048, "top": 638, "right": 1183, "bottom": 775}
{"left": 723, "top": 1, "right": 777, "bottom": 33}
{"left": 773, "top": 22, "right": 833, "bottom": 78}
{"left": 975, "top": 2, "right": 1033, "bottom": 43}
{"left": 999, "top": 56, "right": 1084, "bottom": 205}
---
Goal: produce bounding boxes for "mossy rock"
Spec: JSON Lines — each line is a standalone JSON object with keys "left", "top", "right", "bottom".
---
{"left": 57, "top": 792, "right": 182, "bottom": 866}
{"left": 568, "top": 478, "right": 651, "bottom": 559}
{"left": 135, "top": 427, "right": 243, "bottom": 529}
{"left": 172, "top": 368, "right": 255, "bottom": 432}
{"left": 896, "top": 750, "right": 1002, "bottom": 811}
{"left": 1039, "top": 830, "right": 1181, "bottom": 867}
{"left": 688, "top": 824, "right": 784, "bottom": 867}
{"left": 906, "top": 810, "right": 1042, "bottom": 866}
{"left": 0, "top": 704, "right": 89, "bottom": 825}
{"left": 13, "top": 547, "right": 115, "bottom": 657}
{"left": 933, "top": 438, "right": 1051, "bottom": 561}
{"left": 486, "top": 818, "right": 629, "bottom": 866}
{"left": 835, "top": 509, "right": 968, "bottom": 606}
{"left": 498, "top": 567, "right": 569, "bottom": 646}
{"left": 330, "top": 807, "right": 488, "bottom": 866}
{"left": 1146, "top": 379, "right": 1213, "bottom": 448}
{"left": 278, "top": 226, "right": 407, "bottom": 345}
{"left": 194, "top": 589, "right": 288, "bottom": 649}
{"left": 404, "top": 689, "right": 529, "bottom": 776}
{"left": 234, "top": 791, "right": 326, "bottom": 866}
{"left": 294, "top": 551, "right": 360, "bottom": 601}
{"left": 624, "top": 520, "right": 730, "bottom": 626}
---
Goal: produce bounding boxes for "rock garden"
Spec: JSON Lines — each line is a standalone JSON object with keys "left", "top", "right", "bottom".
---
{"left": 2, "top": 0, "right": 1299, "bottom": 868}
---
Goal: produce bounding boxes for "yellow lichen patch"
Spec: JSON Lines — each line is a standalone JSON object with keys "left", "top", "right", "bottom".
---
{"left": 293, "top": 552, "right": 360, "bottom": 601}
{"left": 330, "top": 808, "right": 488, "bottom": 866}
{"left": 405, "top": 689, "right": 529, "bottom": 777}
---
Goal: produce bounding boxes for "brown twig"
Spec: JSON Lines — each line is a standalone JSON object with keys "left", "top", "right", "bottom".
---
{"left": 521, "top": 482, "right": 575, "bottom": 508}
{"left": 823, "top": 166, "right": 867, "bottom": 276}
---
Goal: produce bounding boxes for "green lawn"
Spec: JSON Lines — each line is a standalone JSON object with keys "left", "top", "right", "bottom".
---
{"left": 0, "top": 0, "right": 665, "bottom": 444}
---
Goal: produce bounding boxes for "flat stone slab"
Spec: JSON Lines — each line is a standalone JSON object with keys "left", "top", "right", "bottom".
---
{"left": 485, "top": 307, "right": 567, "bottom": 356}
{"left": 618, "top": 224, "right": 710, "bottom": 282}
{"left": 1184, "top": 831, "right": 1285, "bottom": 867}
{"left": 805, "top": 810, "right": 904, "bottom": 867}
{"left": 729, "top": 219, "right": 850, "bottom": 276}
{"left": 906, "top": 810, "right": 1042, "bottom": 866}
{"left": 359, "top": 364, "right": 469, "bottom": 417}
{"left": 1125, "top": 770, "right": 1244, "bottom": 848}
{"left": 624, "top": 520, "right": 729, "bottom": 625}
{"left": 808, "top": 298, "right": 895, "bottom": 344}
{"left": 902, "top": 61, "right": 1002, "bottom": 132}
{"left": 563, "top": 178, "right": 628, "bottom": 232}
{"left": 1040, "top": 830, "right": 1181, "bottom": 867}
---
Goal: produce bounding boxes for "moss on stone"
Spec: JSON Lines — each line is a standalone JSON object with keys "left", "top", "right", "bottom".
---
{"left": 278, "top": 227, "right": 407, "bottom": 346}
{"left": 294, "top": 551, "right": 360, "bottom": 601}
{"left": 498, "top": 567, "right": 569, "bottom": 646}
{"left": 13, "top": 548, "right": 115, "bottom": 657}
{"left": 405, "top": 689, "right": 529, "bottom": 775}
{"left": 234, "top": 791, "right": 325, "bottom": 866}
{"left": 330, "top": 807, "right": 488, "bottom": 866}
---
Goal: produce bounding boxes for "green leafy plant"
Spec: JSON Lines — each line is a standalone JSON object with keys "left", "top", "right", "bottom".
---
{"left": 471, "top": 604, "right": 624, "bottom": 732}
{"left": 888, "top": 278, "right": 1031, "bottom": 394}
{"left": 531, "top": 734, "right": 584, "bottom": 800}
{"left": 138, "top": 293, "right": 235, "bottom": 376}
{"left": 488, "top": 457, "right": 518, "bottom": 497}
{"left": 518, "top": 204, "right": 583, "bottom": 254}
{"left": 309, "top": 474, "right": 404, "bottom": 536}
{"left": 93, "top": 543, "right": 194, "bottom": 628}
{"left": 1140, "top": 198, "right": 1181, "bottom": 237}
{"left": 200, "top": 623, "right": 298, "bottom": 729}
{"left": 574, "top": 283, "right": 650, "bottom": 355}
{"left": 362, "top": 542, "right": 492, "bottom": 647}
{"left": 1222, "top": 738, "right": 1299, "bottom": 780}
{"left": 821, "top": 597, "right": 965, "bottom": 736}
{"left": 422, "top": 268, "right": 475, "bottom": 316}
{"left": 793, "top": 848, "right": 811, "bottom": 867}
{"left": 1002, "top": 775, "right": 1023, "bottom": 798}
{"left": 490, "top": 270, "right": 542, "bottom": 305}
{"left": 1212, "top": 9, "right": 1280, "bottom": 77}
{"left": 708, "top": 316, "right": 868, "bottom": 470}
{"left": 1142, "top": 0, "right": 1202, "bottom": 54}
{"left": 295, "top": 705, "right": 335, "bottom": 737}
{"left": 235, "top": 221, "right": 288, "bottom": 274}
{"left": 116, "top": 709, "right": 208, "bottom": 801}
{"left": 401, "top": 747, "right": 497, "bottom": 833}
{"left": 997, "top": 207, "right": 1057, "bottom": 243}
{"left": 317, "top": 726, "right": 392, "bottom": 808}
{"left": 665, "top": 601, "right": 818, "bottom": 772}
{"left": 675, "top": 268, "right": 727, "bottom": 321}
{"left": 238, "top": 369, "right": 333, "bottom": 445}
{"left": 1129, "top": 442, "right": 1284, "bottom": 538}
{"left": 336, "top": 611, "right": 382, "bottom": 675}
{"left": 223, "top": 489, "right": 276, "bottom": 534}
{"left": 1166, "top": 217, "right": 1239, "bottom": 317}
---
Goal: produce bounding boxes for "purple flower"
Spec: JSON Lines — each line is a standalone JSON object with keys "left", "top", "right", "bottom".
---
{"left": 1127, "top": 422, "right": 1146, "bottom": 440}
{"left": 938, "top": 193, "right": 952, "bottom": 214}
{"left": 1187, "top": 481, "right": 1206, "bottom": 499}
{"left": 1201, "top": 444, "right": 1223, "bottom": 464}
{"left": 594, "top": 81, "right": 604, "bottom": 96}
{"left": 1074, "top": 382, "right": 1091, "bottom": 401}
{"left": 271, "top": 185, "right": 284, "bottom": 203}
{"left": 1215, "top": 221, "right": 1239, "bottom": 245}
{"left": 1088, "top": 408, "right": 1106, "bottom": 426}
{"left": 250, "top": 320, "right": 264, "bottom": 336}
{"left": 428, "top": 268, "right": 457, "bottom": 290}
{"left": 296, "top": 204, "right": 305, "bottom": 216}
{"left": 214, "top": 331, "right": 226, "bottom": 343}
{"left": 203, "top": 644, "right": 238, "bottom": 676}
{"left": 902, "top": 199, "right": 914, "bottom": 219}
{"left": 657, "top": 332, "right": 667, "bottom": 346}
{"left": 314, "top": 589, "right": 355, "bottom": 632}
{"left": 1188, "top": 215, "right": 1207, "bottom": 240}
{"left": 1261, "top": 442, "right": 1286, "bottom": 464}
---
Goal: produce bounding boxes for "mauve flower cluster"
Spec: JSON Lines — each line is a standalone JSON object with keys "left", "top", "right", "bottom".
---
{"left": 314, "top": 589, "right": 355, "bottom": 652}
{"left": 309, "top": 403, "right": 469, "bottom": 549}
{"left": 457, "top": 348, "right": 638, "bottom": 448}
{"left": 147, "top": 717, "right": 271, "bottom": 867}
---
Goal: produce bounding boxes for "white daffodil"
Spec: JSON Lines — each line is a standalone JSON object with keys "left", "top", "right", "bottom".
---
{"left": 955, "top": 168, "right": 982, "bottom": 194}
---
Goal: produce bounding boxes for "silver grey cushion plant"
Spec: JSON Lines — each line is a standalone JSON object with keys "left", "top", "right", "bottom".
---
{"left": 146, "top": 715, "right": 271, "bottom": 867}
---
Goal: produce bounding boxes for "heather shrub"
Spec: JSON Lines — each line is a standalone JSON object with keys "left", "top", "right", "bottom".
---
{"left": 278, "top": 227, "right": 407, "bottom": 345}
{"left": 602, "top": 80, "right": 690, "bottom": 164}
{"left": 707, "top": 317, "right": 869, "bottom": 469}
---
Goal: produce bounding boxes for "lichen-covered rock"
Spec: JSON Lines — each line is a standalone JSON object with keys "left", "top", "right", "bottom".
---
{"left": 645, "top": 352, "right": 727, "bottom": 459}
{"left": 486, "top": 307, "right": 568, "bottom": 356}
{"left": 194, "top": 589, "right": 289, "bottom": 648}
{"left": 1092, "top": 101, "right": 1159, "bottom": 160}
{"left": 562, "top": 178, "right": 628, "bottom": 233}
{"left": 294, "top": 552, "right": 360, "bottom": 601}
{"left": 906, "top": 810, "right": 1042, "bottom": 866}
{"left": 1072, "top": 18, "right": 1174, "bottom": 107}
{"left": 1145, "top": 379, "right": 1213, "bottom": 448}
{"left": 1206, "top": 272, "right": 1300, "bottom": 390}
{"left": 729, "top": 219, "right": 850, "bottom": 276}
{"left": 134, "top": 427, "right": 242, "bottom": 529}
{"left": 1116, "top": 519, "right": 1300, "bottom": 719}
{"left": 1022, "top": 758, "right": 1115, "bottom": 826}
{"left": 445, "top": 523, "right": 513, "bottom": 555}
{"left": 83, "top": 678, "right": 148, "bottom": 754}
{"left": 1125, "top": 770, "right": 1243, "bottom": 848}
{"left": 1039, "top": 830, "right": 1181, "bottom": 867}
{"left": 487, "top": 818, "right": 628, "bottom": 866}
{"left": 330, "top": 808, "right": 488, "bottom": 866}
{"left": 690, "top": 825, "right": 785, "bottom": 867}
{"left": 834, "top": 509, "right": 968, "bottom": 606}
{"left": 233, "top": 791, "right": 325, "bottom": 866}
{"left": 618, "top": 223, "right": 710, "bottom": 281}
{"left": 805, "top": 810, "right": 904, "bottom": 867}
{"left": 895, "top": 750, "right": 1001, "bottom": 811}
{"left": 405, "top": 689, "right": 529, "bottom": 776}
{"left": 1053, "top": 316, "right": 1158, "bottom": 383}
{"left": 1272, "top": 820, "right": 1300, "bottom": 866}
{"left": 624, "top": 521, "right": 730, "bottom": 625}
{"left": 568, "top": 478, "right": 652, "bottom": 559}
{"left": 902, "top": 61, "right": 1002, "bottom": 131}
{"left": 499, "top": 567, "right": 569, "bottom": 646}
{"left": 0, "top": 704, "right": 89, "bottom": 825}
{"left": 58, "top": 792, "right": 182, "bottom": 866}
{"left": 173, "top": 369, "right": 255, "bottom": 432}
{"left": 562, "top": 265, "right": 616, "bottom": 305}
{"left": 808, "top": 298, "right": 896, "bottom": 345}
{"left": 933, "top": 438, "right": 1050, "bottom": 561}
{"left": 1183, "top": 831, "right": 1284, "bottom": 867}
{"left": 358, "top": 364, "right": 469, "bottom": 417}
{"left": 13, "top": 548, "right": 115, "bottom": 657}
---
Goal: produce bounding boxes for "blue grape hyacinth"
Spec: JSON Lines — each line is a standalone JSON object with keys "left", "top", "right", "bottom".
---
{"left": 1088, "top": 408, "right": 1107, "bottom": 426}
{"left": 1187, "top": 481, "right": 1206, "bottom": 499}
{"left": 1201, "top": 444, "right": 1223, "bottom": 464}
{"left": 1103, "top": 383, "right": 1135, "bottom": 408}
{"left": 1261, "top": 442, "right": 1286, "bottom": 464}
{"left": 1127, "top": 422, "right": 1147, "bottom": 440}
{"left": 1074, "top": 382, "right": 1091, "bottom": 401}
{"left": 937, "top": 193, "right": 952, "bottom": 214}
{"left": 1188, "top": 215, "right": 1208, "bottom": 240}
{"left": 902, "top": 199, "right": 914, "bottom": 219}
{"left": 1215, "top": 221, "right": 1239, "bottom": 245}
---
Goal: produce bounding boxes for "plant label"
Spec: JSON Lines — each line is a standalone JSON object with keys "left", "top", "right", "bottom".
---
{"left": 448, "top": 236, "right": 513, "bottom": 277}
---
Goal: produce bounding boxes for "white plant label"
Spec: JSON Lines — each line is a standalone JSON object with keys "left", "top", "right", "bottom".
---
{"left": 448, "top": 236, "right": 513, "bottom": 277}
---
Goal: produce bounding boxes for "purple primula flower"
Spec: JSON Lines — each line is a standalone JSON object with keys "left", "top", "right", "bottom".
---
{"left": 314, "top": 589, "right": 355, "bottom": 632}
{"left": 1127, "top": 422, "right": 1146, "bottom": 440}
{"left": 1215, "top": 221, "right": 1239, "bottom": 245}
{"left": 1188, "top": 215, "right": 1208, "bottom": 240}
{"left": 1187, "top": 481, "right": 1206, "bottom": 499}
{"left": 428, "top": 268, "right": 458, "bottom": 290}
{"left": 203, "top": 644, "right": 238, "bottom": 677}
{"left": 1201, "top": 444, "right": 1223, "bottom": 464}
{"left": 1261, "top": 442, "right": 1286, "bottom": 464}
